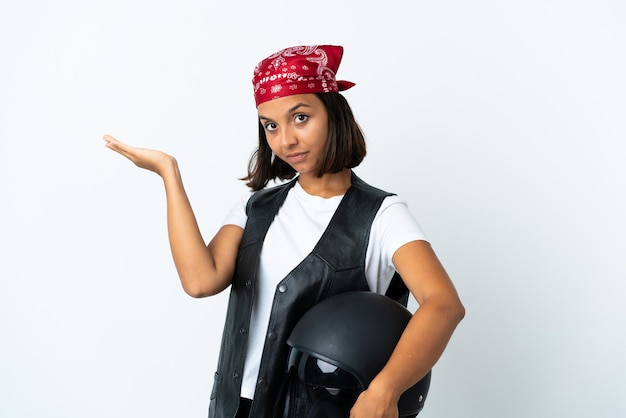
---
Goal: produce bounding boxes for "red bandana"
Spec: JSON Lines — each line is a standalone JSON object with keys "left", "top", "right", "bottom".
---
{"left": 252, "top": 45, "right": 356, "bottom": 107}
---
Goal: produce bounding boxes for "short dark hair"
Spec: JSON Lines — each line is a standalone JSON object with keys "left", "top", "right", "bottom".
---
{"left": 242, "top": 92, "right": 367, "bottom": 191}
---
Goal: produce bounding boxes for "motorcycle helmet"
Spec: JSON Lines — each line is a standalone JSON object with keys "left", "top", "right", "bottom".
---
{"left": 286, "top": 291, "right": 431, "bottom": 417}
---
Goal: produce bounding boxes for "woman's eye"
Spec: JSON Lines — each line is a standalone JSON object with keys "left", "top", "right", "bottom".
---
{"left": 265, "top": 122, "right": 277, "bottom": 132}
{"left": 294, "top": 114, "right": 308, "bottom": 123}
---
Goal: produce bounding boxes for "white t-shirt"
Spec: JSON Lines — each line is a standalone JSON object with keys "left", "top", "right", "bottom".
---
{"left": 222, "top": 181, "right": 428, "bottom": 399}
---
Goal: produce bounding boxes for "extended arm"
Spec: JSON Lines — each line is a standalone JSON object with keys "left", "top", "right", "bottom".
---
{"left": 103, "top": 135, "right": 242, "bottom": 297}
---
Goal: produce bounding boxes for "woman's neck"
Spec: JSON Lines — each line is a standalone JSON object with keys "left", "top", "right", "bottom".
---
{"left": 297, "top": 169, "right": 352, "bottom": 198}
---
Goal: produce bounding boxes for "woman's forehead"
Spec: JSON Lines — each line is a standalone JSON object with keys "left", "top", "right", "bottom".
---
{"left": 257, "top": 94, "right": 323, "bottom": 117}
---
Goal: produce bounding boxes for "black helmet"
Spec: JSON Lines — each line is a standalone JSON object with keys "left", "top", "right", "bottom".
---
{"left": 286, "top": 291, "right": 431, "bottom": 417}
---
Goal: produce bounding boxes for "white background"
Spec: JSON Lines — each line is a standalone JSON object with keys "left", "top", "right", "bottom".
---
{"left": 1, "top": 1, "right": 625, "bottom": 417}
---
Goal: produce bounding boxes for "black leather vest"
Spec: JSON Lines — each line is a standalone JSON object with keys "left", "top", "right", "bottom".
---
{"left": 208, "top": 173, "right": 409, "bottom": 418}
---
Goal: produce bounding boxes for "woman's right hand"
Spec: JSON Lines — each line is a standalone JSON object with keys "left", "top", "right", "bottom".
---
{"left": 103, "top": 134, "right": 176, "bottom": 176}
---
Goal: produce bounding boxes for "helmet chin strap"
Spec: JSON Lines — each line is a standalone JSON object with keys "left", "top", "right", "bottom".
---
{"left": 278, "top": 367, "right": 298, "bottom": 418}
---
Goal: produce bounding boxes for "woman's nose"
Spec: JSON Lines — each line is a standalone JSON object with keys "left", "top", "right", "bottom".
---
{"left": 280, "top": 126, "right": 298, "bottom": 146}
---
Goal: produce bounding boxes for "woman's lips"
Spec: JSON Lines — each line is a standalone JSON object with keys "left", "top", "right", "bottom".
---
{"left": 286, "top": 152, "right": 308, "bottom": 163}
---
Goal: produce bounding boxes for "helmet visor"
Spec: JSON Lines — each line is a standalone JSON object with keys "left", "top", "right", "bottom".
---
{"left": 296, "top": 352, "right": 361, "bottom": 391}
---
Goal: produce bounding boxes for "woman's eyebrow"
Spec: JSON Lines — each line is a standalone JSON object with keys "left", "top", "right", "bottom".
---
{"left": 287, "top": 103, "right": 311, "bottom": 113}
{"left": 258, "top": 103, "right": 312, "bottom": 121}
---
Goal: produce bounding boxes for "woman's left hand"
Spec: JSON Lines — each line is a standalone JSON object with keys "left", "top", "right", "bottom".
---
{"left": 349, "top": 386, "right": 399, "bottom": 418}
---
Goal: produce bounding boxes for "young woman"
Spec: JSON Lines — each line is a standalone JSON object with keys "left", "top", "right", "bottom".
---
{"left": 104, "top": 44, "right": 465, "bottom": 418}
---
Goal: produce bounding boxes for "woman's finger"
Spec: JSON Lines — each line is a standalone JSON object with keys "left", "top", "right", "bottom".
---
{"left": 103, "top": 135, "right": 142, "bottom": 163}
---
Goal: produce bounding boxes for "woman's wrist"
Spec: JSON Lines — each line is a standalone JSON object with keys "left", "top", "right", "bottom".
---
{"left": 157, "top": 154, "right": 179, "bottom": 178}
{"left": 365, "top": 375, "right": 402, "bottom": 408}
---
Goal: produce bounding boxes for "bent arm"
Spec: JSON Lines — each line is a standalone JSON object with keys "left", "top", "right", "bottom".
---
{"left": 350, "top": 240, "right": 465, "bottom": 417}
{"left": 104, "top": 135, "right": 242, "bottom": 297}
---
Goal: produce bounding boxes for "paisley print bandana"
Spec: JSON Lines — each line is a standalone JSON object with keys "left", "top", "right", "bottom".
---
{"left": 252, "top": 45, "right": 356, "bottom": 107}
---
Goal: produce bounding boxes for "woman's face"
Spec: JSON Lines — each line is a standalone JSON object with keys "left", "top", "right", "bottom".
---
{"left": 257, "top": 93, "right": 329, "bottom": 177}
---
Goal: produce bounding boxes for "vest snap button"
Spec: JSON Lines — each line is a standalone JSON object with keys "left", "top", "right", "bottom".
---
{"left": 267, "top": 332, "right": 277, "bottom": 341}
{"left": 233, "top": 372, "right": 240, "bottom": 380}
{"left": 240, "top": 328, "right": 247, "bottom": 334}
{"left": 257, "top": 378, "right": 267, "bottom": 388}
{"left": 278, "top": 284, "right": 287, "bottom": 293}
{"left": 245, "top": 280, "right": 252, "bottom": 287}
